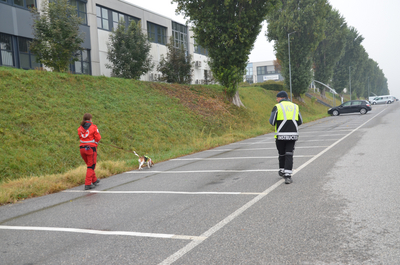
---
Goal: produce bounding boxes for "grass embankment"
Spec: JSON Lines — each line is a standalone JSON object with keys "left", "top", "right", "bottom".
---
{"left": 0, "top": 67, "right": 329, "bottom": 204}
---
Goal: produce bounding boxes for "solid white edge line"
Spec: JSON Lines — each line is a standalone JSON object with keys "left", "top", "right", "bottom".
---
{"left": 0, "top": 225, "right": 205, "bottom": 241}
{"left": 159, "top": 108, "right": 387, "bottom": 265}
{"left": 124, "top": 169, "right": 278, "bottom": 174}
{"left": 62, "top": 190, "right": 262, "bottom": 195}
{"left": 172, "top": 155, "right": 313, "bottom": 161}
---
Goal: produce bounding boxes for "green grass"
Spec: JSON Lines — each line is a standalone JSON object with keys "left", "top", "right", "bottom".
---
{"left": 0, "top": 67, "right": 330, "bottom": 204}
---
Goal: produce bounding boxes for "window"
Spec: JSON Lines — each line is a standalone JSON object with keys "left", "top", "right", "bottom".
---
{"left": 257, "top": 66, "right": 266, "bottom": 75}
{"left": 194, "top": 39, "right": 208, "bottom": 56}
{"left": 96, "top": 6, "right": 109, "bottom": 30}
{"left": 1, "top": 0, "right": 36, "bottom": 8}
{"left": 352, "top": 101, "right": 361, "bottom": 106}
{"left": 13, "top": 0, "right": 23, "bottom": 6}
{"left": 172, "top": 22, "right": 188, "bottom": 50}
{"left": 18, "top": 37, "right": 40, "bottom": 69}
{"left": 0, "top": 33, "right": 14, "bottom": 67}
{"left": 71, "top": 49, "right": 90, "bottom": 75}
{"left": 96, "top": 6, "right": 139, "bottom": 31}
{"left": 147, "top": 22, "right": 167, "bottom": 45}
{"left": 71, "top": 0, "right": 87, "bottom": 24}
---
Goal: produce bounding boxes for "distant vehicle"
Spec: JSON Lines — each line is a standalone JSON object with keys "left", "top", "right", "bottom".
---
{"left": 371, "top": 95, "right": 395, "bottom": 105}
{"left": 328, "top": 100, "right": 372, "bottom": 116}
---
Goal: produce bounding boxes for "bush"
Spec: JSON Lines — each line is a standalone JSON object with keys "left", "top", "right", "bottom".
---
{"left": 255, "top": 80, "right": 285, "bottom": 91}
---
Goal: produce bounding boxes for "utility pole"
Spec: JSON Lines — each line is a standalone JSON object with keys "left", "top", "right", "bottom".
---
{"left": 349, "top": 66, "right": 352, "bottom": 100}
{"left": 288, "top": 31, "right": 296, "bottom": 102}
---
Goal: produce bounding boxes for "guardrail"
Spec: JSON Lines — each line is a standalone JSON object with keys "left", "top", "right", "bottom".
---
{"left": 305, "top": 93, "right": 332, "bottom": 108}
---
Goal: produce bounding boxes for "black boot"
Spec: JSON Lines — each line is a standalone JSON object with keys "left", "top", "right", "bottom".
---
{"left": 93, "top": 179, "right": 100, "bottom": 186}
{"left": 85, "top": 184, "right": 95, "bottom": 190}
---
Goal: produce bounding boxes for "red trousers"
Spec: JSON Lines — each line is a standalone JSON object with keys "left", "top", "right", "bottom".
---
{"left": 80, "top": 146, "right": 98, "bottom": 185}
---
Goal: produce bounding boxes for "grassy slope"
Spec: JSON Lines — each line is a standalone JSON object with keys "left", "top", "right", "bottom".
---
{"left": 0, "top": 67, "right": 329, "bottom": 203}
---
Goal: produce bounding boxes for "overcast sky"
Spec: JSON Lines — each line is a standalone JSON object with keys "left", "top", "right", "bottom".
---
{"left": 124, "top": 0, "right": 400, "bottom": 97}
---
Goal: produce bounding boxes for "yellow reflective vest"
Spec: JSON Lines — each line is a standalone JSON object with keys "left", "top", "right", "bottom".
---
{"left": 271, "top": 100, "right": 302, "bottom": 140}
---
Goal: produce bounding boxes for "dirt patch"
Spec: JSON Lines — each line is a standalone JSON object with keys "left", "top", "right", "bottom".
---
{"left": 150, "top": 82, "right": 231, "bottom": 117}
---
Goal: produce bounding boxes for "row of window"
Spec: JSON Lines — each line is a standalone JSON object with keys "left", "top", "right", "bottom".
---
{"left": 0, "top": 33, "right": 90, "bottom": 74}
{"left": 96, "top": 5, "right": 139, "bottom": 32}
{"left": 257, "top": 65, "right": 276, "bottom": 75}
{"left": 1, "top": 0, "right": 36, "bottom": 9}
{"left": 96, "top": 5, "right": 203, "bottom": 54}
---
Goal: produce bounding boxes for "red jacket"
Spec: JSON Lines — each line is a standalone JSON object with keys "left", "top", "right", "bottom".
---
{"left": 78, "top": 121, "right": 101, "bottom": 147}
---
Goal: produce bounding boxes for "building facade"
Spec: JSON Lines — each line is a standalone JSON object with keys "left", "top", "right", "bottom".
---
{"left": 245, "top": 60, "right": 283, "bottom": 84}
{"left": 0, "top": 0, "right": 211, "bottom": 83}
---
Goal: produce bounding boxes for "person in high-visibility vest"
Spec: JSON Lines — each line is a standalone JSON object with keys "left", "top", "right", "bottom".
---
{"left": 78, "top": 113, "right": 101, "bottom": 190}
{"left": 269, "top": 91, "right": 303, "bottom": 184}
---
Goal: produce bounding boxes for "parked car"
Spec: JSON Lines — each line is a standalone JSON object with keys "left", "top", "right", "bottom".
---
{"left": 371, "top": 95, "right": 395, "bottom": 105}
{"left": 328, "top": 100, "right": 372, "bottom": 116}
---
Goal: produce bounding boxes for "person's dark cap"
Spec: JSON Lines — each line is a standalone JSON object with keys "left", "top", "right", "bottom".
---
{"left": 276, "top": 91, "right": 288, "bottom": 98}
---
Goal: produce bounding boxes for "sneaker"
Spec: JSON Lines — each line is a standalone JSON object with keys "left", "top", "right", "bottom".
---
{"left": 85, "top": 184, "right": 95, "bottom": 190}
{"left": 278, "top": 169, "right": 285, "bottom": 178}
{"left": 285, "top": 177, "right": 292, "bottom": 184}
{"left": 93, "top": 179, "right": 100, "bottom": 186}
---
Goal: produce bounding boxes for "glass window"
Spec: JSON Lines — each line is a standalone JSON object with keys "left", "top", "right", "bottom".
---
{"left": 71, "top": 49, "right": 90, "bottom": 75}
{"left": 96, "top": 6, "right": 139, "bottom": 31}
{"left": 0, "top": 33, "right": 14, "bottom": 67}
{"left": 69, "top": 0, "right": 87, "bottom": 24}
{"left": 26, "top": 0, "right": 36, "bottom": 8}
{"left": 13, "top": 0, "right": 23, "bottom": 6}
{"left": 148, "top": 22, "right": 167, "bottom": 45}
{"left": 172, "top": 22, "right": 188, "bottom": 51}
{"left": 18, "top": 37, "right": 40, "bottom": 69}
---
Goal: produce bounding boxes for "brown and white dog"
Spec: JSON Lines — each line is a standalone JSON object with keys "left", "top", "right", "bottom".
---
{"left": 134, "top": 151, "right": 154, "bottom": 170}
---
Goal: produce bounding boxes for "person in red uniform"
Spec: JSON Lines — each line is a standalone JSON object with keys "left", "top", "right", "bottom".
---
{"left": 78, "top": 113, "right": 101, "bottom": 190}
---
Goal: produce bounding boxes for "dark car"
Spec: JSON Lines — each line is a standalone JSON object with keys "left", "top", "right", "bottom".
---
{"left": 328, "top": 100, "right": 372, "bottom": 116}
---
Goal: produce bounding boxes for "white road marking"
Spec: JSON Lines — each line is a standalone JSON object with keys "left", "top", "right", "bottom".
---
{"left": 0, "top": 225, "right": 205, "bottom": 241}
{"left": 171, "top": 155, "right": 313, "bottom": 161}
{"left": 205, "top": 146, "right": 329, "bottom": 151}
{"left": 63, "top": 190, "right": 263, "bottom": 195}
{"left": 125, "top": 169, "right": 279, "bottom": 174}
{"left": 159, "top": 108, "right": 387, "bottom": 265}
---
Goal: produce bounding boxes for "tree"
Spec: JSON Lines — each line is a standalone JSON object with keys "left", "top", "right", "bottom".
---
{"left": 313, "top": 7, "right": 347, "bottom": 98}
{"left": 266, "top": 0, "right": 330, "bottom": 99}
{"left": 30, "top": 0, "right": 84, "bottom": 72}
{"left": 173, "top": 0, "right": 279, "bottom": 107}
{"left": 332, "top": 27, "right": 364, "bottom": 95}
{"left": 157, "top": 37, "right": 193, "bottom": 84}
{"left": 106, "top": 20, "right": 153, "bottom": 79}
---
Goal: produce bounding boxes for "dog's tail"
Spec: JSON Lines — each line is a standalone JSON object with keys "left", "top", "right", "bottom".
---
{"left": 133, "top": 151, "right": 140, "bottom": 158}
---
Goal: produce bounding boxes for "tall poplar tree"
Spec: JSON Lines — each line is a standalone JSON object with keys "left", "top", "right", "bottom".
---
{"left": 313, "top": 7, "right": 347, "bottom": 98}
{"left": 173, "top": 0, "right": 279, "bottom": 107}
{"left": 30, "top": 0, "right": 84, "bottom": 72}
{"left": 266, "top": 0, "right": 329, "bottom": 99}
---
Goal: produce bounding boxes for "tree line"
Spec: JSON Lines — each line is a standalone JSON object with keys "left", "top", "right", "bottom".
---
{"left": 29, "top": 0, "right": 388, "bottom": 107}
{"left": 266, "top": 0, "right": 388, "bottom": 100}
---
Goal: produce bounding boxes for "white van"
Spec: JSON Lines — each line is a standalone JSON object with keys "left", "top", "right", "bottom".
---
{"left": 371, "top": 95, "right": 395, "bottom": 105}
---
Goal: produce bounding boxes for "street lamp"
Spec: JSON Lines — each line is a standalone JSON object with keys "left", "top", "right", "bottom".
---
{"left": 288, "top": 31, "right": 296, "bottom": 101}
{"left": 349, "top": 66, "right": 351, "bottom": 100}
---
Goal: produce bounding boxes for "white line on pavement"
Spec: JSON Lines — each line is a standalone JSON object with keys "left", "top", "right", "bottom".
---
{"left": 205, "top": 146, "right": 329, "bottom": 151}
{"left": 0, "top": 225, "right": 205, "bottom": 241}
{"left": 124, "top": 169, "right": 279, "bottom": 174}
{"left": 171, "top": 155, "right": 313, "bottom": 161}
{"left": 63, "top": 190, "right": 263, "bottom": 195}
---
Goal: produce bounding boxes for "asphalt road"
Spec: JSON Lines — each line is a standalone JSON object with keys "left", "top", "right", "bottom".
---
{"left": 1, "top": 103, "right": 400, "bottom": 265}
